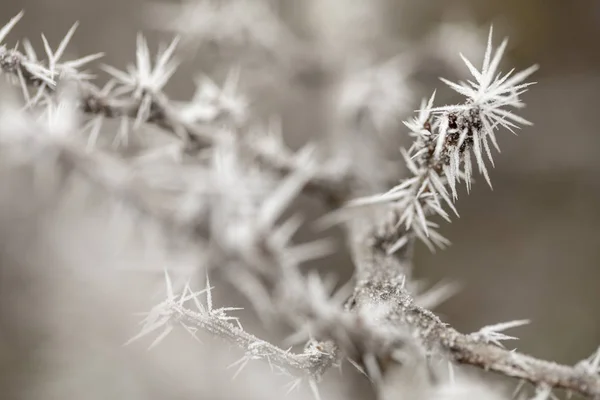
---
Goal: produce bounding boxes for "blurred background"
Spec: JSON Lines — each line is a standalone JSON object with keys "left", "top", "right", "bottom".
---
{"left": 0, "top": 0, "right": 599, "bottom": 399}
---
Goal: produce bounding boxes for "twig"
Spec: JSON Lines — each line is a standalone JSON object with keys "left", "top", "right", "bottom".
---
{"left": 343, "top": 29, "right": 599, "bottom": 399}
{"left": 0, "top": 44, "right": 352, "bottom": 206}
{"left": 349, "top": 235, "right": 600, "bottom": 398}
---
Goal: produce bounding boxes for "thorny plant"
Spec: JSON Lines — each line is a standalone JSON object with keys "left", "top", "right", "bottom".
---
{"left": 0, "top": 5, "right": 599, "bottom": 400}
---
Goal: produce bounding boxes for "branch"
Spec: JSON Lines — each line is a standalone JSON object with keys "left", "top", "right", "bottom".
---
{"left": 0, "top": 41, "right": 352, "bottom": 207}
{"left": 0, "top": 120, "right": 204, "bottom": 245}
{"left": 129, "top": 276, "right": 338, "bottom": 379}
{"left": 446, "top": 336, "right": 600, "bottom": 398}
{"left": 349, "top": 236, "right": 600, "bottom": 398}
{"left": 342, "top": 29, "right": 600, "bottom": 399}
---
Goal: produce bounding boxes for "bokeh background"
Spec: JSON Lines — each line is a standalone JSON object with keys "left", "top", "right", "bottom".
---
{"left": 0, "top": 0, "right": 598, "bottom": 399}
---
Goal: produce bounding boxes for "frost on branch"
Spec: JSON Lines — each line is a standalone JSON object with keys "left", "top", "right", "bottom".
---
{"left": 468, "top": 319, "right": 530, "bottom": 348}
{"left": 102, "top": 34, "right": 180, "bottom": 129}
{"left": 0, "top": 12, "right": 54, "bottom": 89}
{"left": 126, "top": 138, "right": 419, "bottom": 388}
{"left": 128, "top": 270, "right": 336, "bottom": 381}
{"left": 346, "top": 28, "right": 538, "bottom": 252}
{"left": 577, "top": 347, "right": 600, "bottom": 376}
{"left": 1, "top": 8, "right": 600, "bottom": 400}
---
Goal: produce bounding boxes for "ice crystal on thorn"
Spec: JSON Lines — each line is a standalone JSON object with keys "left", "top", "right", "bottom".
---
{"left": 102, "top": 34, "right": 179, "bottom": 127}
{"left": 0, "top": 13, "right": 54, "bottom": 90}
{"left": 436, "top": 27, "right": 539, "bottom": 133}
{"left": 346, "top": 28, "right": 537, "bottom": 251}
{"left": 431, "top": 26, "right": 539, "bottom": 187}
{"left": 177, "top": 67, "right": 247, "bottom": 125}
{"left": 469, "top": 319, "right": 530, "bottom": 348}
{"left": 103, "top": 34, "right": 179, "bottom": 97}
{"left": 576, "top": 346, "right": 600, "bottom": 375}
{"left": 0, "top": 11, "right": 23, "bottom": 46}
{"left": 18, "top": 23, "right": 103, "bottom": 107}
{"left": 38, "top": 22, "right": 104, "bottom": 81}
{"left": 126, "top": 270, "right": 244, "bottom": 349}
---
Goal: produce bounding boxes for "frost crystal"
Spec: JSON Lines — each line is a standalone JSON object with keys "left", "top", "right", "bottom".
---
{"left": 347, "top": 28, "right": 538, "bottom": 251}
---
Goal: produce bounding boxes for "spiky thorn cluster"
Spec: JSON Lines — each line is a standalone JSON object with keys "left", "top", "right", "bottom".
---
{"left": 347, "top": 28, "right": 538, "bottom": 252}
{"left": 126, "top": 145, "right": 431, "bottom": 395}
{"left": 339, "top": 29, "right": 600, "bottom": 400}
{"left": 0, "top": 12, "right": 351, "bottom": 208}
{"left": 129, "top": 271, "right": 339, "bottom": 391}
{"left": 129, "top": 271, "right": 338, "bottom": 385}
